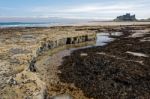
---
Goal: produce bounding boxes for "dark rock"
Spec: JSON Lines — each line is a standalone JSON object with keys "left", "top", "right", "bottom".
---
{"left": 29, "top": 58, "right": 36, "bottom": 72}
{"left": 58, "top": 27, "right": 150, "bottom": 98}
{"left": 7, "top": 77, "right": 17, "bottom": 86}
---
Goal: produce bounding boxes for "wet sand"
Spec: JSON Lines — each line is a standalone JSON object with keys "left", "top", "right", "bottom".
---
{"left": 73, "top": 21, "right": 150, "bottom": 26}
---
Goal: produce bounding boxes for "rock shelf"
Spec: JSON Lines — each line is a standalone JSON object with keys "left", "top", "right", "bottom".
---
{"left": 0, "top": 24, "right": 150, "bottom": 99}
{"left": 0, "top": 27, "right": 96, "bottom": 98}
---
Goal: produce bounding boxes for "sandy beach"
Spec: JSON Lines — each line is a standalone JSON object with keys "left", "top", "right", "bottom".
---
{"left": 72, "top": 21, "right": 150, "bottom": 26}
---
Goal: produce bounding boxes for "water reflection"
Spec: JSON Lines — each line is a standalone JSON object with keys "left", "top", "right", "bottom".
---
{"left": 47, "top": 32, "right": 122, "bottom": 66}
{"left": 96, "top": 32, "right": 122, "bottom": 46}
{"left": 48, "top": 32, "right": 123, "bottom": 55}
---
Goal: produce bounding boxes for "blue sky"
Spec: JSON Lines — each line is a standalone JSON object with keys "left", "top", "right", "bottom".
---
{"left": 0, "top": 0, "right": 149, "bottom": 21}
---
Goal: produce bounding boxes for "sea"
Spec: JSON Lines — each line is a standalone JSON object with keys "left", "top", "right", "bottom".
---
{"left": 0, "top": 19, "right": 91, "bottom": 28}
{"left": 0, "top": 22, "right": 73, "bottom": 28}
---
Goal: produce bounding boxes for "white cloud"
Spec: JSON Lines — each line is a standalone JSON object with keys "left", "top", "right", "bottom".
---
{"left": 60, "top": 5, "right": 137, "bottom": 13}
{"left": 31, "top": 3, "right": 140, "bottom": 13}
{"left": 29, "top": 2, "right": 148, "bottom": 19}
{"left": 1, "top": 0, "right": 149, "bottom": 19}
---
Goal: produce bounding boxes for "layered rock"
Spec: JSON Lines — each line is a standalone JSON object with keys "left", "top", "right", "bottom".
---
{"left": 0, "top": 27, "right": 96, "bottom": 98}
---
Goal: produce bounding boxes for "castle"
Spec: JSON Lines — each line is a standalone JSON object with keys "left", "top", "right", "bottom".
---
{"left": 114, "top": 13, "right": 137, "bottom": 21}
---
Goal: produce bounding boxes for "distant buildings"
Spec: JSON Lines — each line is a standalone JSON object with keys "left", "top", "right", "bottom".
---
{"left": 114, "top": 13, "right": 137, "bottom": 21}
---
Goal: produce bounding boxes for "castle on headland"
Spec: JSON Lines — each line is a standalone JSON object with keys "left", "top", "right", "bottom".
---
{"left": 114, "top": 13, "right": 137, "bottom": 21}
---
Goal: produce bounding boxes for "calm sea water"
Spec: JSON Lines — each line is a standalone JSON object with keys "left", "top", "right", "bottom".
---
{"left": 0, "top": 22, "right": 70, "bottom": 27}
{"left": 0, "top": 19, "right": 91, "bottom": 27}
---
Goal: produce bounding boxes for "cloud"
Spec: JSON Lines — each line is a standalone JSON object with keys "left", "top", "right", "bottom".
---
{"left": 31, "top": 3, "right": 139, "bottom": 13}
{"left": 60, "top": 5, "right": 137, "bottom": 13}
{"left": 0, "top": 0, "right": 149, "bottom": 19}
{"left": 29, "top": 2, "right": 148, "bottom": 19}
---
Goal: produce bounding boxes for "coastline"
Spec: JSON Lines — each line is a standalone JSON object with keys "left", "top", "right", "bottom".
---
{"left": 1, "top": 21, "right": 150, "bottom": 28}
{"left": 71, "top": 21, "right": 150, "bottom": 26}
{"left": 0, "top": 22, "right": 150, "bottom": 98}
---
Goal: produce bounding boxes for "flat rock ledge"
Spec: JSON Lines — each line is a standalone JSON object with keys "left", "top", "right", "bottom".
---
{"left": 0, "top": 27, "right": 96, "bottom": 99}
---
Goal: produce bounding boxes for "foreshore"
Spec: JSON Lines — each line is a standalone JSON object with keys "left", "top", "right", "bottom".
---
{"left": 71, "top": 21, "right": 150, "bottom": 26}
{"left": 0, "top": 22, "right": 150, "bottom": 99}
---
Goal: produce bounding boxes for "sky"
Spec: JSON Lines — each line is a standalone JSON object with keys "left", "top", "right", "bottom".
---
{"left": 0, "top": 0, "right": 150, "bottom": 22}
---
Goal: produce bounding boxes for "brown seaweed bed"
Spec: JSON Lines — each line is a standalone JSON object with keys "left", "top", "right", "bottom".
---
{"left": 57, "top": 27, "right": 150, "bottom": 98}
{"left": 1, "top": 25, "right": 150, "bottom": 99}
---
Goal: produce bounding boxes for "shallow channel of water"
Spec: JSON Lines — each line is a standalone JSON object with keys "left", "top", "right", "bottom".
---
{"left": 48, "top": 32, "right": 122, "bottom": 66}
{"left": 38, "top": 32, "right": 122, "bottom": 98}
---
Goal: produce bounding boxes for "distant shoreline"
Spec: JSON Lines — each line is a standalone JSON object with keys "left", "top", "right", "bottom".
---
{"left": 0, "top": 21, "right": 150, "bottom": 28}
{"left": 72, "top": 21, "right": 150, "bottom": 26}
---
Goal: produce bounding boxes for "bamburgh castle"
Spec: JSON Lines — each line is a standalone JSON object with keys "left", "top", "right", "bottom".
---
{"left": 114, "top": 13, "right": 137, "bottom": 21}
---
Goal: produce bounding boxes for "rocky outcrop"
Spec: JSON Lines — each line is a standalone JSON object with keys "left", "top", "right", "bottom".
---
{"left": 1, "top": 25, "right": 149, "bottom": 99}
{"left": 29, "top": 34, "right": 96, "bottom": 72}
{"left": 0, "top": 27, "right": 97, "bottom": 98}
{"left": 37, "top": 35, "right": 95, "bottom": 53}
